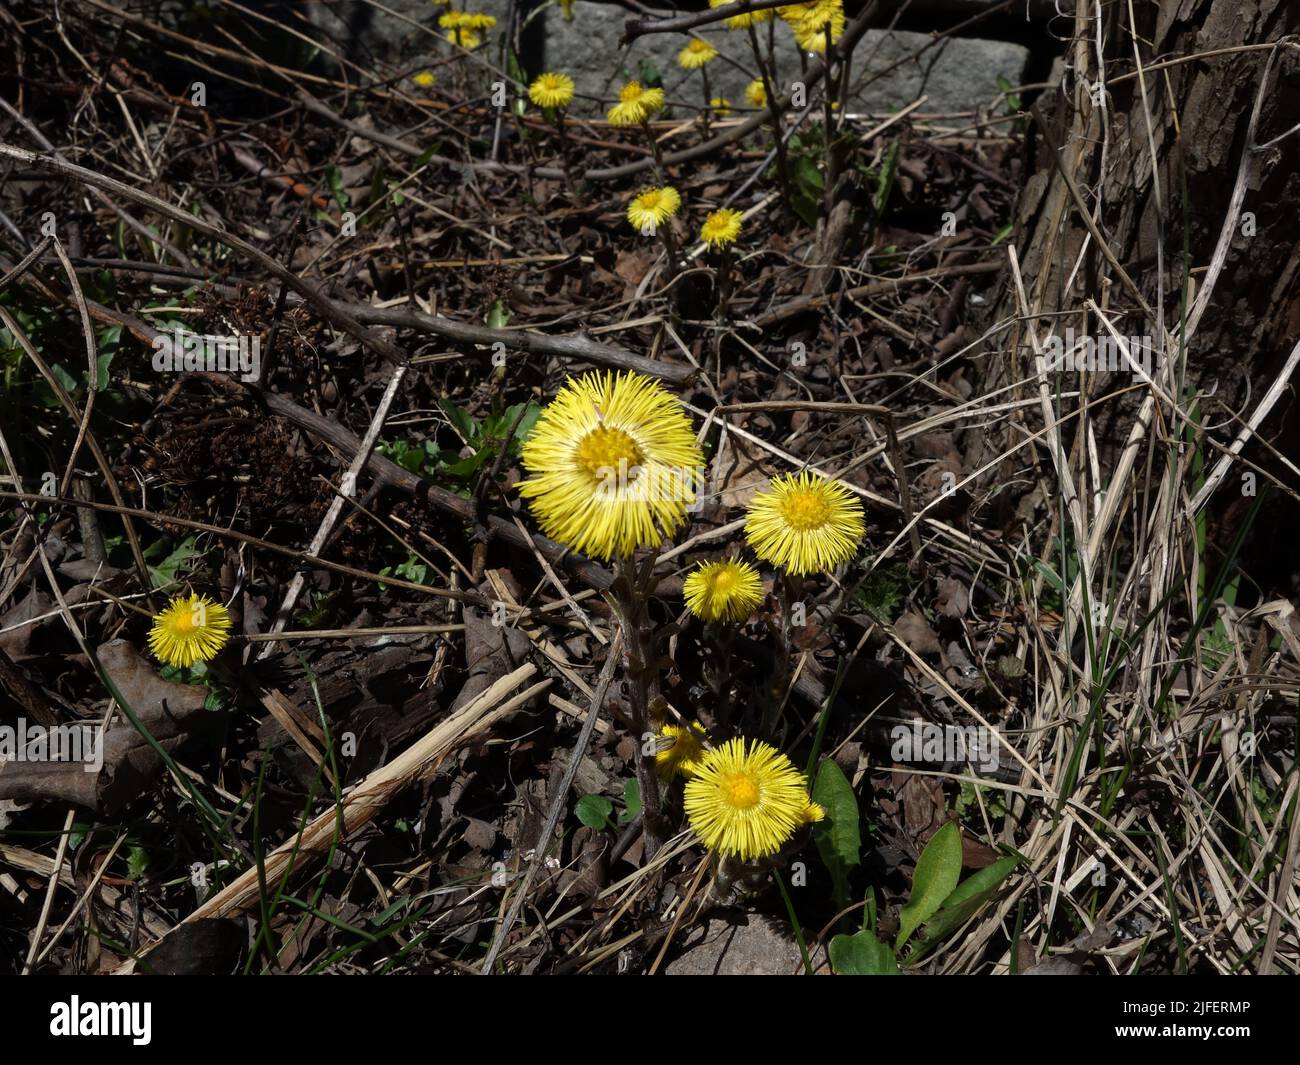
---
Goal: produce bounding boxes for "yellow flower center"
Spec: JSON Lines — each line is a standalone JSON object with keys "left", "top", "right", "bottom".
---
{"left": 620, "top": 83, "right": 644, "bottom": 103}
{"left": 709, "top": 569, "right": 738, "bottom": 593}
{"left": 720, "top": 771, "right": 760, "bottom": 808}
{"left": 576, "top": 426, "right": 643, "bottom": 480}
{"left": 172, "top": 611, "right": 197, "bottom": 635}
{"left": 779, "top": 486, "right": 831, "bottom": 530}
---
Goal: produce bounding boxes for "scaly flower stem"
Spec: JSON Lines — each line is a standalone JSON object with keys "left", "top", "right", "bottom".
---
{"left": 822, "top": 24, "right": 839, "bottom": 219}
{"left": 700, "top": 67, "right": 712, "bottom": 137}
{"left": 747, "top": 23, "right": 793, "bottom": 212}
{"left": 552, "top": 110, "right": 582, "bottom": 198}
{"left": 657, "top": 224, "right": 680, "bottom": 305}
{"left": 640, "top": 118, "right": 667, "bottom": 182}
{"left": 763, "top": 571, "right": 801, "bottom": 734}
{"left": 612, "top": 554, "right": 667, "bottom": 857}
{"left": 712, "top": 244, "right": 733, "bottom": 323}
{"left": 703, "top": 621, "right": 736, "bottom": 731}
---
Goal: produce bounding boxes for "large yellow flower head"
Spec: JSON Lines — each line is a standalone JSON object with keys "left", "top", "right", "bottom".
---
{"left": 744, "top": 471, "right": 866, "bottom": 575}
{"left": 782, "top": 0, "right": 844, "bottom": 52}
{"left": 626, "top": 185, "right": 681, "bottom": 235}
{"left": 529, "top": 72, "right": 575, "bottom": 110}
{"left": 656, "top": 721, "right": 708, "bottom": 779}
{"left": 684, "top": 738, "right": 824, "bottom": 860}
{"left": 678, "top": 38, "right": 720, "bottom": 70}
{"left": 700, "top": 207, "right": 743, "bottom": 249}
{"left": 744, "top": 79, "right": 767, "bottom": 108}
{"left": 518, "top": 371, "right": 704, "bottom": 560}
{"left": 147, "top": 593, "right": 232, "bottom": 669}
{"left": 683, "top": 559, "right": 762, "bottom": 623}
{"left": 608, "top": 81, "right": 666, "bottom": 126}
{"left": 710, "top": 0, "right": 774, "bottom": 29}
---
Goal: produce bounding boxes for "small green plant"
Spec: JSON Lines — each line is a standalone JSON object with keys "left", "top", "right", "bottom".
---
{"left": 575, "top": 780, "right": 641, "bottom": 831}
{"left": 829, "top": 821, "right": 1021, "bottom": 974}
{"left": 380, "top": 398, "right": 540, "bottom": 491}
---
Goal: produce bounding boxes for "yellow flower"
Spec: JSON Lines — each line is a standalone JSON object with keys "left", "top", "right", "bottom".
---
{"left": 710, "top": 0, "right": 774, "bottom": 29}
{"left": 656, "top": 722, "right": 708, "bottom": 779}
{"left": 445, "top": 28, "right": 482, "bottom": 48}
{"left": 744, "top": 470, "right": 866, "bottom": 575}
{"left": 744, "top": 79, "right": 767, "bottom": 108}
{"left": 518, "top": 371, "right": 704, "bottom": 561}
{"left": 684, "top": 738, "right": 817, "bottom": 859}
{"left": 711, "top": 97, "right": 732, "bottom": 116}
{"left": 700, "top": 207, "right": 743, "bottom": 249}
{"left": 783, "top": 0, "right": 844, "bottom": 52}
{"left": 457, "top": 11, "right": 498, "bottom": 30}
{"left": 678, "top": 38, "right": 720, "bottom": 70}
{"left": 440, "top": 10, "right": 494, "bottom": 46}
{"left": 412, "top": 71, "right": 435, "bottom": 88}
{"left": 608, "top": 81, "right": 666, "bottom": 126}
{"left": 626, "top": 185, "right": 681, "bottom": 235}
{"left": 684, "top": 559, "right": 762, "bottom": 623}
{"left": 147, "top": 593, "right": 232, "bottom": 669}
{"left": 529, "top": 72, "right": 575, "bottom": 110}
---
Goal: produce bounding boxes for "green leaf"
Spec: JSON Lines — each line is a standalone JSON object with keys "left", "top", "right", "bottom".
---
{"left": 440, "top": 399, "right": 478, "bottom": 444}
{"left": 909, "top": 855, "right": 1019, "bottom": 959}
{"left": 326, "top": 164, "right": 349, "bottom": 210}
{"left": 575, "top": 794, "right": 613, "bottom": 830}
{"left": 126, "top": 845, "right": 150, "bottom": 881}
{"left": 895, "top": 821, "right": 962, "bottom": 950}
{"left": 147, "top": 535, "right": 199, "bottom": 589}
{"left": 812, "top": 759, "right": 860, "bottom": 910}
{"left": 619, "top": 778, "right": 641, "bottom": 825}
{"left": 439, "top": 448, "right": 492, "bottom": 481}
{"left": 830, "top": 931, "right": 899, "bottom": 975}
{"left": 873, "top": 141, "right": 900, "bottom": 218}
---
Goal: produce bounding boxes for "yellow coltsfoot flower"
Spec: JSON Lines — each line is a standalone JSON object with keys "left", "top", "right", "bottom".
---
{"left": 440, "top": 11, "right": 495, "bottom": 47}
{"left": 744, "top": 470, "right": 866, "bottom": 575}
{"left": 678, "top": 38, "right": 720, "bottom": 69}
{"left": 683, "top": 558, "right": 762, "bottom": 624}
{"left": 529, "top": 71, "right": 575, "bottom": 110}
{"left": 684, "top": 737, "right": 817, "bottom": 859}
{"left": 626, "top": 185, "right": 681, "bottom": 235}
{"left": 608, "top": 81, "right": 666, "bottom": 126}
{"left": 783, "top": 0, "right": 844, "bottom": 52}
{"left": 700, "top": 207, "right": 743, "bottom": 249}
{"left": 147, "top": 593, "right": 232, "bottom": 669}
{"left": 411, "top": 70, "right": 435, "bottom": 88}
{"left": 710, "top": 0, "right": 774, "bottom": 29}
{"left": 744, "top": 79, "right": 768, "bottom": 108}
{"left": 656, "top": 721, "right": 708, "bottom": 779}
{"left": 711, "top": 97, "right": 732, "bottom": 116}
{"left": 517, "top": 371, "right": 704, "bottom": 561}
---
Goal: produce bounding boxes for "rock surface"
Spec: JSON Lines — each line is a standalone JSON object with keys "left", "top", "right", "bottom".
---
{"left": 308, "top": 1, "right": 1031, "bottom": 114}
{"left": 664, "top": 913, "right": 828, "bottom": 975}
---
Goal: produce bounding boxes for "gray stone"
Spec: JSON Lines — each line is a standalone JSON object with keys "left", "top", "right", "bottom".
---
{"left": 540, "top": 7, "right": 1031, "bottom": 116}
{"left": 304, "top": 1, "right": 1030, "bottom": 115}
{"left": 664, "top": 913, "right": 825, "bottom": 975}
